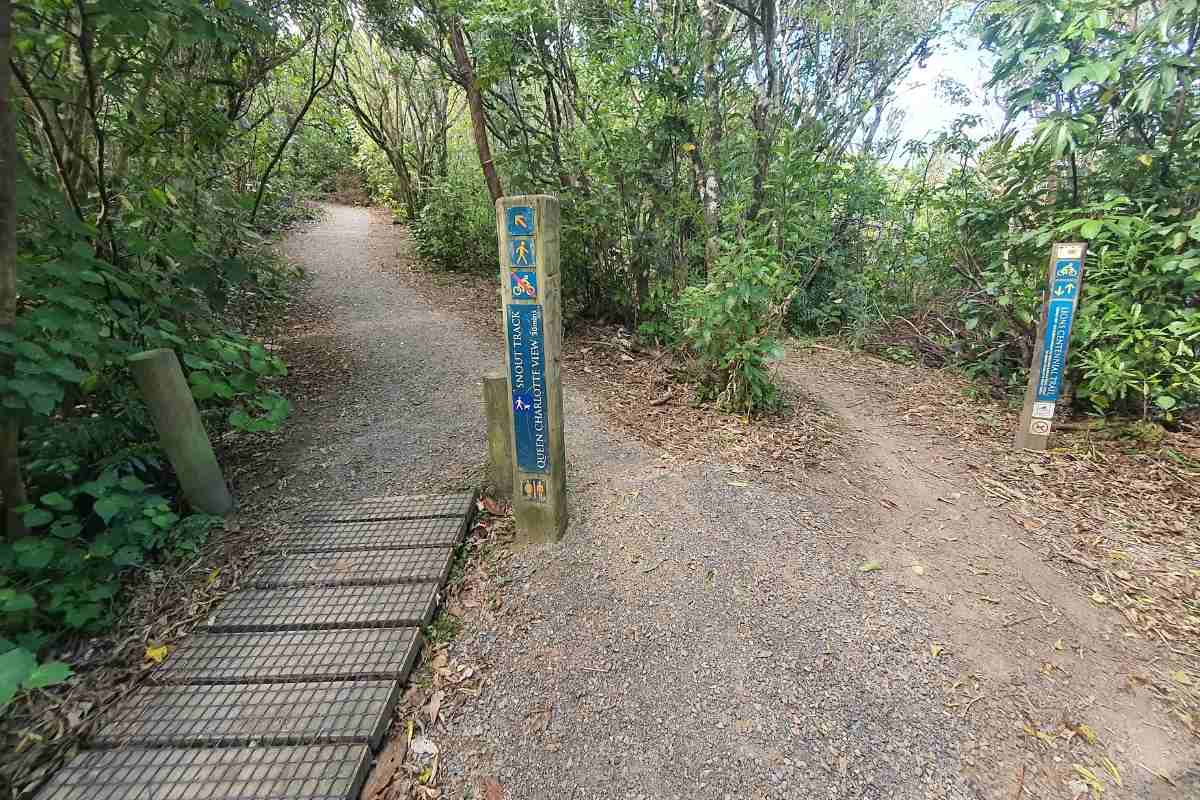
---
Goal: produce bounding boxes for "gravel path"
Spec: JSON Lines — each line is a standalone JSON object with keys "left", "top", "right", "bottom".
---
{"left": 276, "top": 204, "right": 488, "bottom": 498}
{"left": 281, "top": 205, "right": 983, "bottom": 799}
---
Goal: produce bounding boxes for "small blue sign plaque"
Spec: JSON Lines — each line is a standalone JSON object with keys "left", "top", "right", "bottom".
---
{"left": 506, "top": 206, "right": 535, "bottom": 236}
{"left": 505, "top": 304, "right": 550, "bottom": 473}
{"left": 509, "top": 238, "right": 535, "bottom": 267}
{"left": 510, "top": 270, "right": 537, "bottom": 300}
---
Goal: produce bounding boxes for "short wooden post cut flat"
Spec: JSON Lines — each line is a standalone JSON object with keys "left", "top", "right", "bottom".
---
{"left": 128, "top": 348, "right": 233, "bottom": 514}
{"left": 1015, "top": 242, "right": 1087, "bottom": 450}
{"left": 496, "top": 195, "right": 567, "bottom": 542}
{"left": 482, "top": 369, "right": 515, "bottom": 499}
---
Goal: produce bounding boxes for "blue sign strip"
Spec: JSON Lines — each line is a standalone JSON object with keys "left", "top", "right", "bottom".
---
{"left": 505, "top": 304, "right": 550, "bottom": 473}
{"left": 1035, "top": 256, "right": 1082, "bottom": 403}
{"left": 1036, "top": 300, "right": 1075, "bottom": 402}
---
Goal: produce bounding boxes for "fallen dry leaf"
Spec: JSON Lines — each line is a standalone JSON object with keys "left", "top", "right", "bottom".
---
{"left": 425, "top": 690, "right": 445, "bottom": 726}
{"left": 527, "top": 708, "right": 552, "bottom": 734}
{"left": 361, "top": 735, "right": 410, "bottom": 800}
{"left": 479, "top": 496, "right": 506, "bottom": 516}
{"left": 144, "top": 644, "right": 169, "bottom": 664}
{"left": 1072, "top": 764, "right": 1105, "bottom": 794}
{"left": 859, "top": 560, "right": 882, "bottom": 573}
{"left": 1101, "top": 756, "right": 1122, "bottom": 787}
{"left": 482, "top": 778, "right": 504, "bottom": 800}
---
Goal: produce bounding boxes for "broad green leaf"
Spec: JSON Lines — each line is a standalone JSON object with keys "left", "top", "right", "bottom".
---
{"left": 22, "top": 508, "right": 54, "bottom": 527}
{"left": 93, "top": 497, "right": 121, "bottom": 523}
{"left": 22, "top": 661, "right": 73, "bottom": 690}
{"left": 0, "top": 649, "right": 37, "bottom": 707}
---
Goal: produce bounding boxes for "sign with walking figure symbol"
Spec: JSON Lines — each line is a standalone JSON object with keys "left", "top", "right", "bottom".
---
{"left": 506, "top": 206, "right": 535, "bottom": 236}
{"left": 509, "top": 238, "right": 534, "bottom": 267}
{"left": 511, "top": 270, "right": 537, "bottom": 300}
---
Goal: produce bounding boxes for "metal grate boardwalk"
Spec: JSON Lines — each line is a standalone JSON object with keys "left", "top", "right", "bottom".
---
{"left": 36, "top": 744, "right": 371, "bottom": 800}
{"left": 201, "top": 583, "right": 439, "bottom": 632}
{"left": 38, "top": 493, "right": 474, "bottom": 800}
{"left": 303, "top": 493, "right": 475, "bottom": 523}
{"left": 153, "top": 628, "right": 421, "bottom": 685}
{"left": 250, "top": 547, "right": 453, "bottom": 588}
{"left": 285, "top": 515, "right": 466, "bottom": 552}
{"left": 93, "top": 680, "right": 400, "bottom": 749}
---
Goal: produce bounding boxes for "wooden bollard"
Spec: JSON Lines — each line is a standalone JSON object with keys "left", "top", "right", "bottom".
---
{"left": 1015, "top": 242, "right": 1087, "bottom": 450}
{"left": 482, "top": 369, "right": 514, "bottom": 500}
{"left": 128, "top": 348, "right": 234, "bottom": 514}
{"left": 496, "top": 195, "right": 567, "bottom": 542}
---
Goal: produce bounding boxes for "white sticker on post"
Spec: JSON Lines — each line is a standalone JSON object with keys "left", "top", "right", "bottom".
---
{"left": 1030, "top": 419, "right": 1052, "bottom": 435}
{"left": 1031, "top": 402, "right": 1056, "bottom": 419}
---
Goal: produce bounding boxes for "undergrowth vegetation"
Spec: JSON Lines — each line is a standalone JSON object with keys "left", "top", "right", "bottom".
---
{"left": 0, "top": 0, "right": 351, "bottom": 705}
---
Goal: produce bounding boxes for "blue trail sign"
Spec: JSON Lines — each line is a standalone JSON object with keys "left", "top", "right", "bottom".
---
{"left": 505, "top": 303, "right": 550, "bottom": 474}
{"left": 1016, "top": 243, "right": 1087, "bottom": 449}
{"left": 1034, "top": 258, "right": 1083, "bottom": 403}
{"left": 497, "top": 194, "right": 566, "bottom": 541}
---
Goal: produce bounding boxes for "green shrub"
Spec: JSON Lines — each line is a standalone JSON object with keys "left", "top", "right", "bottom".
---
{"left": 1, "top": 174, "right": 293, "bottom": 688}
{"left": 674, "top": 238, "right": 794, "bottom": 414}
{"left": 410, "top": 159, "right": 497, "bottom": 274}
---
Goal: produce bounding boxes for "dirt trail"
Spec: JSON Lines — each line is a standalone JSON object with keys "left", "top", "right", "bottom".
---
{"left": 779, "top": 351, "right": 1198, "bottom": 798}
{"left": 274, "top": 206, "right": 1195, "bottom": 800}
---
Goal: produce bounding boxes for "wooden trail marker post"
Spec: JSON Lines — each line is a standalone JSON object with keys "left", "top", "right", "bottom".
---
{"left": 1015, "top": 242, "right": 1087, "bottom": 451}
{"left": 496, "top": 195, "right": 567, "bottom": 542}
{"left": 128, "top": 348, "right": 234, "bottom": 514}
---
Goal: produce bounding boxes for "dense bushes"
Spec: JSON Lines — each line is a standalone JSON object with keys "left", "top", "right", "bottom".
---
{"left": 674, "top": 238, "right": 793, "bottom": 413}
{"left": 2, "top": 0, "right": 350, "bottom": 702}
{"left": 345, "top": 0, "right": 1197, "bottom": 423}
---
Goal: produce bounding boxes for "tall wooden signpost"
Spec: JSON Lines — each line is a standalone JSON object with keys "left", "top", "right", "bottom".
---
{"left": 496, "top": 195, "right": 567, "bottom": 542}
{"left": 1015, "top": 242, "right": 1087, "bottom": 451}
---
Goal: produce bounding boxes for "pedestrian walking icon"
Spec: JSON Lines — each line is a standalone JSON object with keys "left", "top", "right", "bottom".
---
{"left": 509, "top": 238, "right": 534, "bottom": 267}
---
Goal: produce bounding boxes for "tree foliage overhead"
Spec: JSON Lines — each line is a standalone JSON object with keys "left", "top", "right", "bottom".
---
{"left": 346, "top": 0, "right": 1197, "bottom": 418}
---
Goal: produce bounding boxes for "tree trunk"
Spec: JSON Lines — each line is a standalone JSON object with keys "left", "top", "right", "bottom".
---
{"left": 449, "top": 20, "right": 503, "bottom": 203}
{"left": 0, "top": 0, "right": 29, "bottom": 538}
{"left": 387, "top": 148, "right": 419, "bottom": 221}
{"left": 746, "top": 0, "right": 779, "bottom": 223}
{"left": 697, "top": 0, "right": 725, "bottom": 275}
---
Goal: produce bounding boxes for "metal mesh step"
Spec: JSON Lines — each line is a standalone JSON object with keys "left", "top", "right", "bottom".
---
{"left": 286, "top": 516, "right": 466, "bottom": 552}
{"left": 302, "top": 493, "right": 476, "bottom": 523}
{"left": 153, "top": 627, "right": 421, "bottom": 685}
{"left": 200, "top": 583, "right": 439, "bottom": 633}
{"left": 93, "top": 680, "right": 399, "bottom": 749}
{"left": 35, "top": 744, "right": 370, "bottom": 800}
{"left": 250, "top": 547, "right": 453, "bottom": 588}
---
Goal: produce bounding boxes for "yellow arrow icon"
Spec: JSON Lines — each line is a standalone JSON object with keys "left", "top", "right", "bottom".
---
{"left": 514, "top": 213, "right": 528, "bottom": 230}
